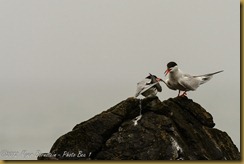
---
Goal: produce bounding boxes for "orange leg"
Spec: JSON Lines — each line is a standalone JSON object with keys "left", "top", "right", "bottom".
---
{"left": 178, "top": 90, "right": 187, "bottom": 97}
{"left": 178, "top": 90, "right": 181, "bottom": 96}
{"left": 180, "top": 91, "right": 187, "bottom": 97}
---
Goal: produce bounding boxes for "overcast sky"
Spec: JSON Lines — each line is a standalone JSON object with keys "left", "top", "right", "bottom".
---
{"left": 0, "top": 0, "right": 240, "bottom": 160}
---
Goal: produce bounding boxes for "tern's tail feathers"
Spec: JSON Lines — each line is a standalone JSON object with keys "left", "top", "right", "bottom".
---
{"left": 198, "top": 76, "right": 213, "bottom": 85}
{"left": 194, "top": 70, "right": 223, "bottom": 85}
{"left": 204, "top": 70, "right": 224, "bottom": 76}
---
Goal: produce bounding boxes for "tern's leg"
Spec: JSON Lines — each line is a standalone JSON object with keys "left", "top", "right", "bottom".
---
{"left": 180, "top": 91, "right": 187, "bottom": 97}
{"left": 178, "top": 90, "right": 181, "bottom": 96}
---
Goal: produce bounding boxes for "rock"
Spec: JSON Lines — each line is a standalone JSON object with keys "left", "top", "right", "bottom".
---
{"left": 38, "top": 96, "right": 240, "bottom": 160}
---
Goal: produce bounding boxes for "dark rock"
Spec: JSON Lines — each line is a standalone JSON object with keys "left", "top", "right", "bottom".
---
{"left": 38, "top": 96, "right": 240, "bottom": 160}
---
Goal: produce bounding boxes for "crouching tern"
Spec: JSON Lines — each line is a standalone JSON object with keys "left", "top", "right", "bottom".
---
{"left": 164, "top": 61, "right": 223, "bottom": 96}
{"left": 135, "top": 73, "right": 163, "bottom": 98}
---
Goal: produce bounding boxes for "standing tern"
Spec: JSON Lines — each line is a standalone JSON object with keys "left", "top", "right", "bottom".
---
{"left": 164, "top": 61, "right": 223, "bottom": 96}
{"left": 135, "top": 73, "right": 163, "bottom": 98}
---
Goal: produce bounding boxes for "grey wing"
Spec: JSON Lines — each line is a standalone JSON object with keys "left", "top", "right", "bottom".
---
{"left": 178, "top": 74, "right": 201, "bottom": 91}
{"left": 192, "top": 70, "right": 223, "bottom": 85}
{"left": 165, "top": 79, "right": 177, "bottom": 90}
{"left": 134, "top": 79, "right": 150, "bottom": 97}
{"left": 193, "top": 70, "right": 223, "bottom": 78}
{"left": 140, "top": 82, "right": 160, "bottom": 94}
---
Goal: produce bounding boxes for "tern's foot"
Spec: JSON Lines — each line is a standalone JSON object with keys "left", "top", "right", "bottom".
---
{"left": 178, "top": 91, "right": 187, "bottom": 97}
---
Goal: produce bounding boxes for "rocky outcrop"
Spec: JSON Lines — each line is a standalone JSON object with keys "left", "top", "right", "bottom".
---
{"left": 38, "top": 96, "right": 240, "bottom": 160}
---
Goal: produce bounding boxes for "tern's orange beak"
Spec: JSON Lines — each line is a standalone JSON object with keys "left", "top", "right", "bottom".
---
{"left": 164, "top": 69, "right": 170, "bottom": 76}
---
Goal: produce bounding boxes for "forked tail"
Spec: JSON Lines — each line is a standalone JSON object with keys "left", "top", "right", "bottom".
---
{"left": 194, "top": 70, "right": 223, "bottom": 85}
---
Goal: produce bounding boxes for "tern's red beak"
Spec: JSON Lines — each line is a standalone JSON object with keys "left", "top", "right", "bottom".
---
{"left": 164, "top": 69, "right": 170, "bottom": 76}
{"left": 156, "top": 78, "right": 163, "bottom": 82}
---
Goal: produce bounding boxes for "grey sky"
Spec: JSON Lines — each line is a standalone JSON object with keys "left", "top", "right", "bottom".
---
{"left": 0, "top": 0, "right": 240, "bottom": 160}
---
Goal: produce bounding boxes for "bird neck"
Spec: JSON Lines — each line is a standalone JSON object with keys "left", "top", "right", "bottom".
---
{"left": 169, "top": 68, "right": 182, "bottom": 80}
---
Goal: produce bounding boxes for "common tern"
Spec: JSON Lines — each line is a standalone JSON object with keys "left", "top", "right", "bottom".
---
{"left": 135, "top": 73, "right": 163, "bottom": 98}
{"left": 164, "top": 61, "right": 223, "bottom": 96}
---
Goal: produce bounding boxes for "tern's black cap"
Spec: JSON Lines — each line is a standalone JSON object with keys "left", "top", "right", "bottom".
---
{"left": 146, "top": 74, "right": 157, "bottom": 79}
{"left": 167, "top": 62, "right": 177, "bottom": 68}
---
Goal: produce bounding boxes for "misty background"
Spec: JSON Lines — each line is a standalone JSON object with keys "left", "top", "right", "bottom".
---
{"left": 0, "top": 0, "right": 240, "bottom": 160}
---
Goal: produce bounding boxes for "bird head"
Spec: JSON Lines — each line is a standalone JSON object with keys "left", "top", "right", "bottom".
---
{"left": 147, "top": 73, "right": 163, "bottom": 82}
{"left": 164, "top": 61, "right": 178, "bottom": 76}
